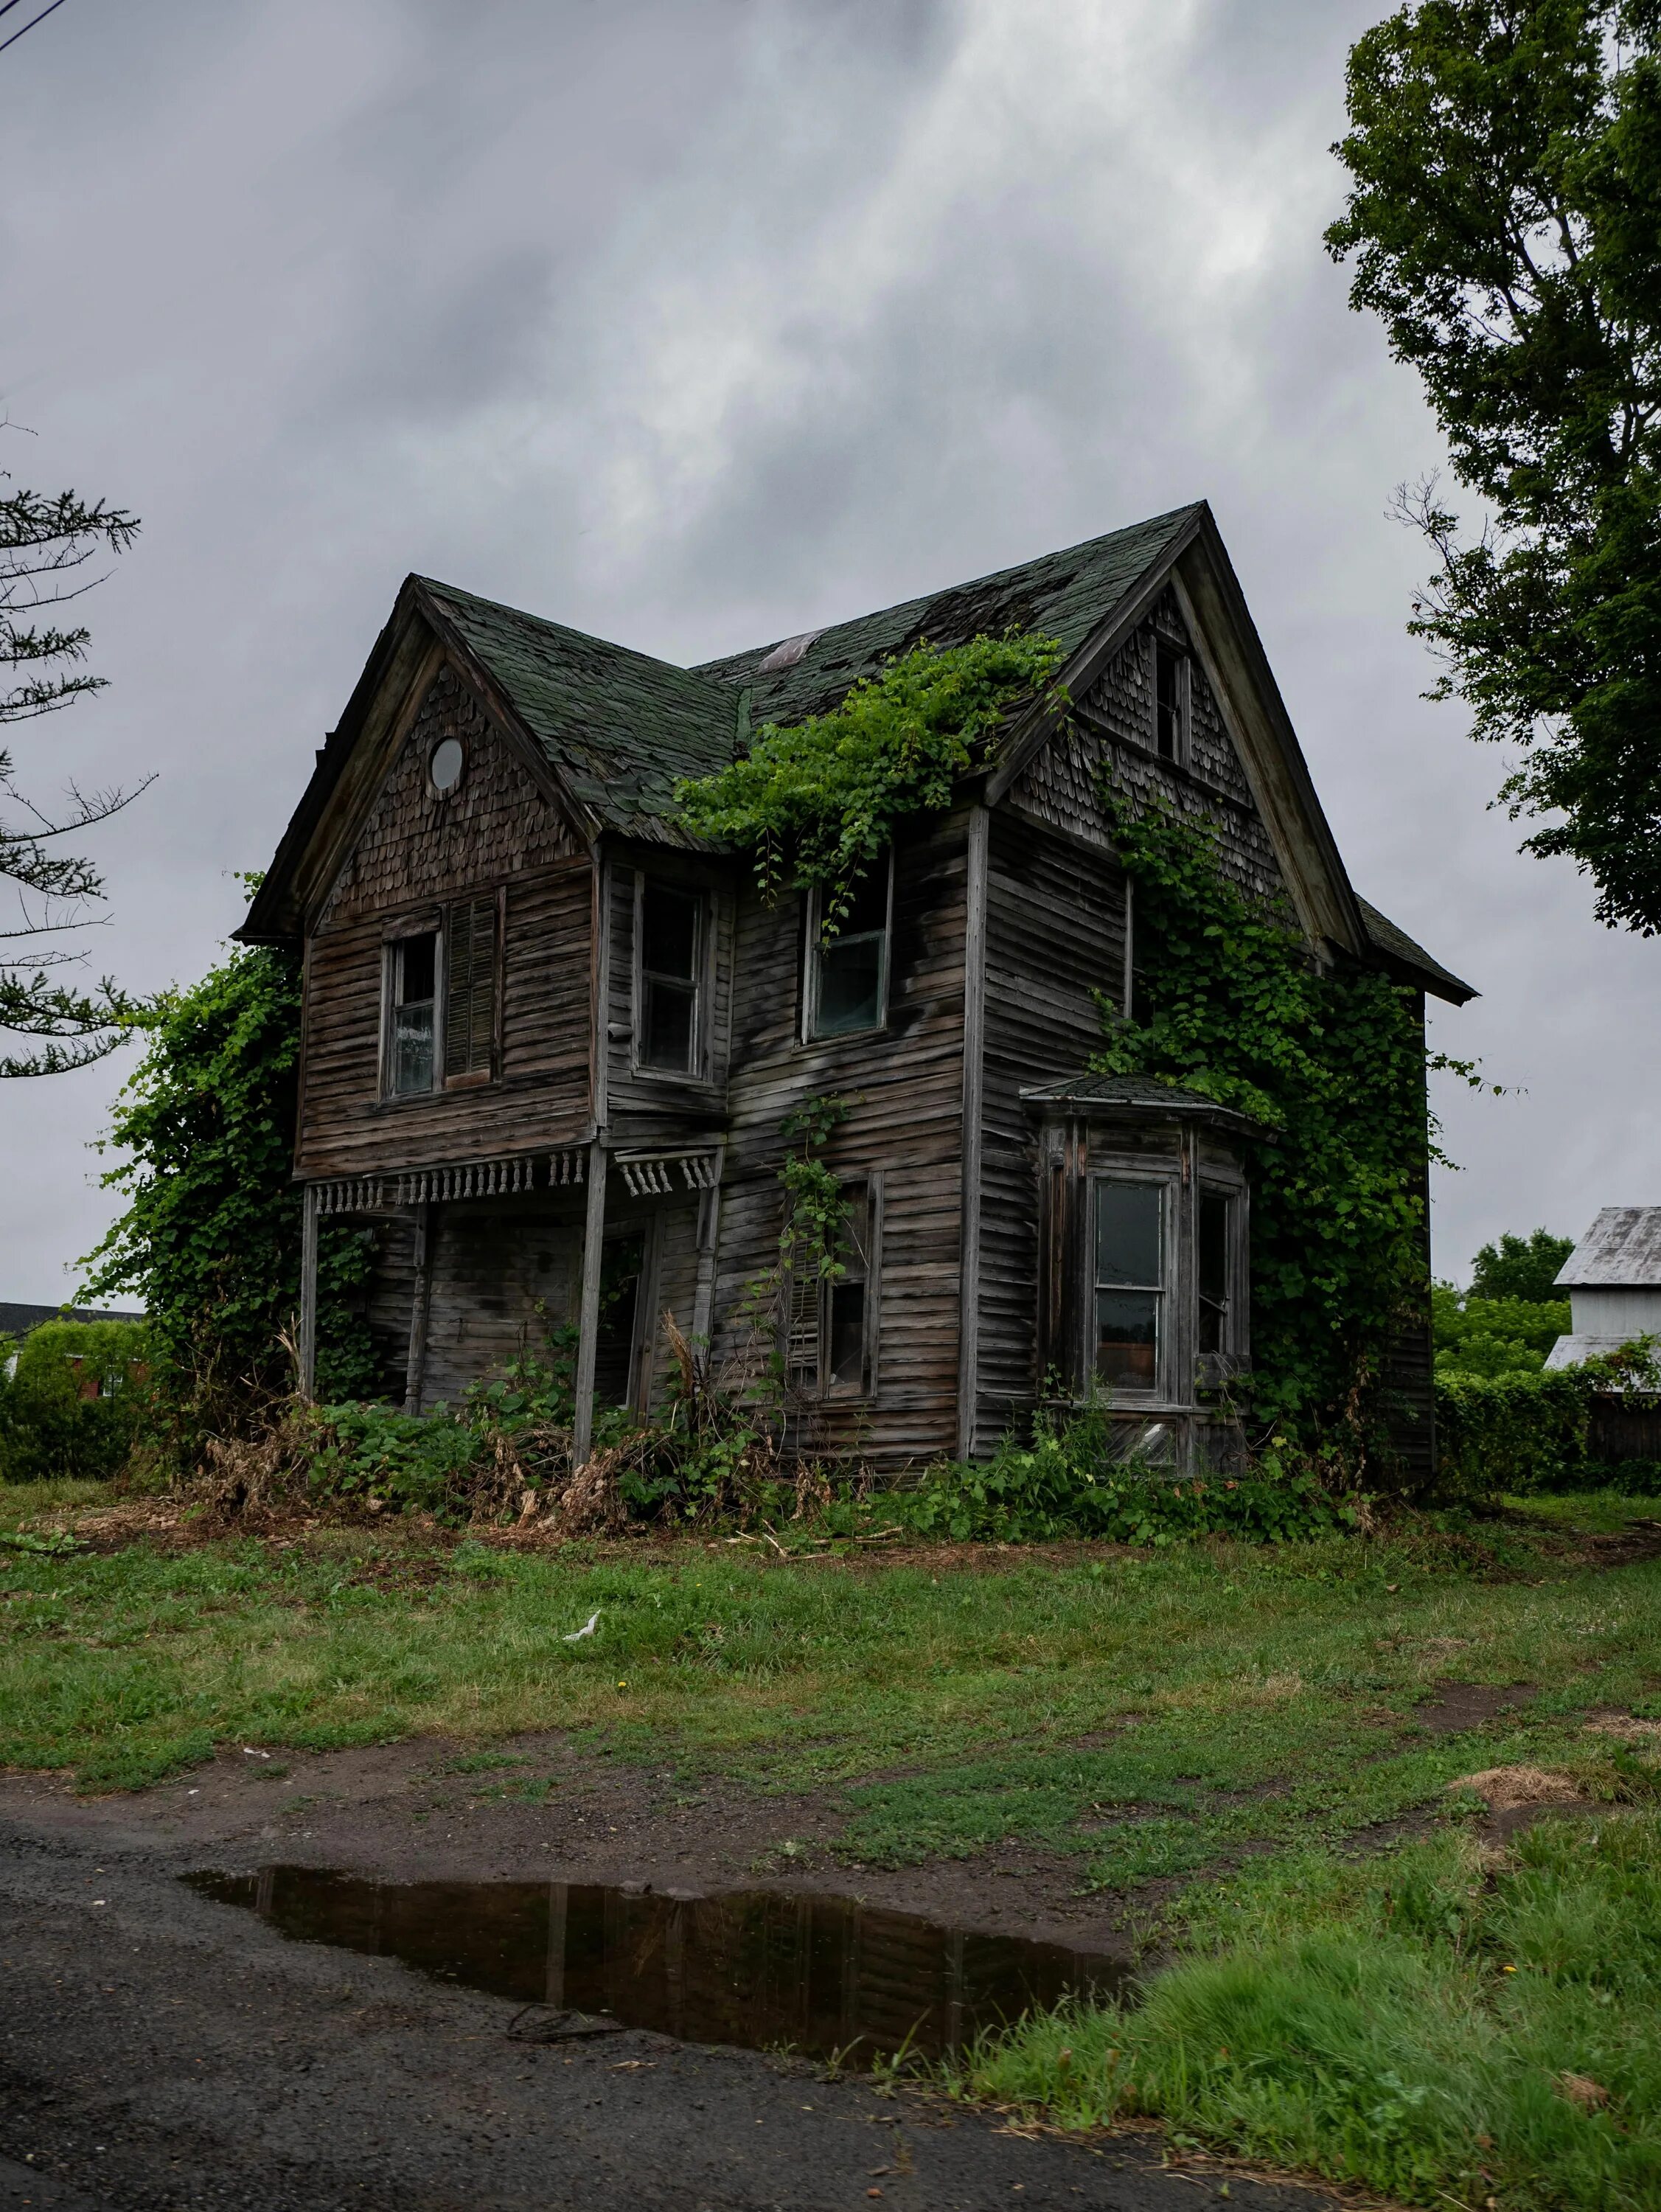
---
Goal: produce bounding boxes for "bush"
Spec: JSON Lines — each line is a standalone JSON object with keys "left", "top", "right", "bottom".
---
{"left": 1435, "top": 1344, "right": 1661, "bottom": 1505}
{"left": 0, "top": 1320, "right": 153, "bottom": 1481}
{"left": 1432, "top": 1285, "right": 1570, "bottom": 1377}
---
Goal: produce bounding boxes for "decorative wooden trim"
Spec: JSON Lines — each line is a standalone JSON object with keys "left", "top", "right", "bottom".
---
{"left": 571, "top": 1136, "right": 610, "bottom": 1467}
{"left": 308, "top": 1152, "right": 581, "bottom": 1216}
{"left": 956, "top": 801, "right": 989, "bottom": 1458}
{"left": 616, "top": 1150, "right": 722, "bottom": 1198}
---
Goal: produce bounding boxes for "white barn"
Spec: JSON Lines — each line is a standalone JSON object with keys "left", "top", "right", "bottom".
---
{"left": 1546, "top": 1208, "right": 1661, "bottom": 1368}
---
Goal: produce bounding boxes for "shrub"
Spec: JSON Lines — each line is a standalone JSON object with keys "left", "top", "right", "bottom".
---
{"left": 1435, "top": 1343, "right": 1661, "bottom": 1505}
{"left": 0, "top": 1319, "right": 153, "bottom": 1481}
{"left": 1432, "top": 1287, "right": 1572, "bottom": 1377}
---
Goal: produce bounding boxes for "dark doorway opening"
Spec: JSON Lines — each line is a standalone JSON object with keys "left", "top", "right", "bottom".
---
{"left": 593, "top": 1233, "right": 644, "bottom": 1408}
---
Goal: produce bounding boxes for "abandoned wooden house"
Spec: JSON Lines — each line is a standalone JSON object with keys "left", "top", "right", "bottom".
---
{"left": 240, "top": 501, "right": 1473, "bottom": 1477}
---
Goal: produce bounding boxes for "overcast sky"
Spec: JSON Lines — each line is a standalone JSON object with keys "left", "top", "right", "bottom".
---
{"left": 3, "top": 0, "right": 1655, "bottom": 1305}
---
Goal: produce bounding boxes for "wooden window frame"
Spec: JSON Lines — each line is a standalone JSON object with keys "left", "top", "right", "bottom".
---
{"left": 379, "top": 914, "right": 445, "bottom": 1103}
{"left": 1152, "top": 633, "right": 1190, "bottom": 768}
{"left": 801, "top": 852, "right": 894, "bottom": 1044}
{"left": 631, "top": 873, "right": 711, "bottom": 1083}
{"left": 784, "top": 1172, "right": 882, "bottom": 1402}
{"left": 1194, "top": 1172, "right": 1250, "bottom": 1383}
{"left": 1088, "top": 1169, "right": 1175, "bottom": 1404}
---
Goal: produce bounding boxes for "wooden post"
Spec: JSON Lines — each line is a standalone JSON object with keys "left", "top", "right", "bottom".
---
{"left": 403, "top": 1200, "right": 433, "bottom": 1416}
{"left": 690, "top": 1148, "right": 726, "bottom": 1349}
{"left": 955, "top": 803, "right": 989, "bottom": 1460}
{"left": 571, "top": 1139, "right": 608, "bottom": 1467}
{"left": 298, "top": 1184, "right": 319, "bottom": 1400}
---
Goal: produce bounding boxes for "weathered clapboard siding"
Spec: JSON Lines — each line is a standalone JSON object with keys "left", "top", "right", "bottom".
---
{"left": 296, "top": 664, "right": 595, "bottom": 1179}
{"left": 418, "top": 1194, "right": 586, "bottom": 1408}
{"left": 706, "top": 808, "right": 972, "bottom": 1468}
{"left": 1014, "top": 596, "right": 1285, "bottom": 904}
{"left": 362, "top": 1212, "right": 419, "bottom": 1401}
{"left": 972, "top": 807, "right": 1129, "bottom": 1452}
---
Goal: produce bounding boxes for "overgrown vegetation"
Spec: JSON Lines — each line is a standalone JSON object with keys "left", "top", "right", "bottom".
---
{"left": 1093, "top": 792, "right": 1449, "bottom": 1475}
{"left": 674, "top": 631, "right": 1064, "bottom": 921}
{"left": 948, "top": 1812, "right": 1661, "bottom": 2211}
{"left": 1435, "top": 1286, "right": 1571, "bottom": 1377}
{"left": 1470, "top": 1228, "right": 1577, "bottom": 1306}
{"left": 1436, "top": 1343, "right": 1661, "bottom": 1504}
{"left": 80, "top": 933, "right": 379, "bottom": 1446}
{"left": 0, "top": 1319, "right": 151, "bottom": 1481}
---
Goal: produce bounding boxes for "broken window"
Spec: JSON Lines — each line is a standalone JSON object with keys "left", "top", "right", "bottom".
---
{"left": 1154, "top": 639, "right": 1186, "bottom": 764}
{"left": 807, "top": 855, "right": 891, "bottom": 1039}
{"left": 593, "top": 1232, "right": 646, "bottom": 1408}
{"left": 638, "top": 881, "right": 702, "bottom": 1073}
{"left": 389, "top": 931, "right": 439, "bottom": 1095}
{"left": 785, "top": 1178, "right": 877, "bottom": 1397}
{"left": 1197, "top": 1188, "right": 1233, "bottom": 1356}
{"left": 445, "top": 897, "right": 497, "bottom": 1080}
{"left": 1093, "top": 1178, "right": 1163, "bottom": 1392}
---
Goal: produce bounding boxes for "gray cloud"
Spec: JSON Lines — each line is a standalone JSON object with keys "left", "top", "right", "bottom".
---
{"left": 2, "top": 0, "right": 1654, "bottom": 1307}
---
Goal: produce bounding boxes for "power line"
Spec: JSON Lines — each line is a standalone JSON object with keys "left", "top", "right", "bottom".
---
{"left": 0, "top": 0, "right": 69, "bottom": 57}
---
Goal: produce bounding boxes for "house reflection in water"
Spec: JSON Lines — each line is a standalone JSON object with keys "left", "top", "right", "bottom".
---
{"left": 189, "top": 1867, "right": 1127, "bottom": 2061}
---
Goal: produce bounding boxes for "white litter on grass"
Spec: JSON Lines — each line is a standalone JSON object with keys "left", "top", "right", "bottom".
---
{"left": 564, "top": 1610, "right": 602, "bottom": 1642}
{"left": 242, "top": 1747, "right": 271, "bottom": 1759}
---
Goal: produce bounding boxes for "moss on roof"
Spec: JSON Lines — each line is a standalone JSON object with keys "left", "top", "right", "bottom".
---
{"left": 418, "top": 577, "right": 741, "bottom": 844}
{"left": 692, "top": 506, "right": 1203, "bottom": 726}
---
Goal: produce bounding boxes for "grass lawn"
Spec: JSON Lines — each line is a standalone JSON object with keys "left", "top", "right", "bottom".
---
{"left": 3, "top": 1481, "right": 1660, "bottom": 2206}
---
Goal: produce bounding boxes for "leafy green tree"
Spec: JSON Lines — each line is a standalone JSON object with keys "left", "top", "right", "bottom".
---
{"left": 1468, "top": 1224, "right": 1577, "bottom": 1300}
{"left": 1326, "top": 1, "right": 1661, "bottom": 932}
{"left": 80, "top": 934, "right": 377, "bottom": 1445}
{"left": 1, "top": 439, "right": 147, "bottom": 1072}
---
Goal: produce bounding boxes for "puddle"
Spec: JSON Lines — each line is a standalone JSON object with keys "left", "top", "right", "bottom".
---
{"left": 187, "top": 1866, "right": 1129, "bottom": 2061}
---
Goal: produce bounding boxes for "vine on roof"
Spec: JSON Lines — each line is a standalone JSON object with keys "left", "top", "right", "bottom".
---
{"left": 675, "top": 632, "right": 1065, "bottom": 933}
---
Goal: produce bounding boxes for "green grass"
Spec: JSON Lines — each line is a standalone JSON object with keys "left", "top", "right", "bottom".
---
{"left": 4, "top": 1484, "right": 1661, "bottom": 2203}
{"left": 946, "top": 1816, "right": 1661, "bottom": 2211}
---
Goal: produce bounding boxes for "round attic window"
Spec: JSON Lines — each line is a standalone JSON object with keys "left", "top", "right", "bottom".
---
{"left": 428, "top": 737, "right": 465, "bottom": 795}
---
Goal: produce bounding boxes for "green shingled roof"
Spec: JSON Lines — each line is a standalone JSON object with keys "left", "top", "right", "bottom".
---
{"left": 1354, "top": 897, "right": 1475, "bottom": 1005}
{"left": 692, "top": 505, "right": 1203, "bottom": 724}
{"left": 418, "top": 577, "right": 741, "bottom": 844}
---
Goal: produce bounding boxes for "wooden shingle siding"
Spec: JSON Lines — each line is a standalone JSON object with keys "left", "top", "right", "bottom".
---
{"left": 1014, "top": 600, "right": 1286, "bottom": 905}
{"left": 296, "top": 666, "right": 594, "bottom": 1180}
{"left": 706, "top": 808, "right": 972, "bottom": 1470}
{"left": 972, "top": 807, "right": 1129, "bottom": 1451}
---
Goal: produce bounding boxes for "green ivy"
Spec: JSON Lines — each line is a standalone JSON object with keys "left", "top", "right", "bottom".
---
{"left": 80, "top": 935, "right": 377, "bottom": 1449}
{"left": 1092, "top": 793, "right": 1440, "bottom": 1471}
{"left": 779, "top": 1093, "right": 854, "bottom": 1281}
{"left": 675, "top": 632, "right": 1065, "bottom": 924}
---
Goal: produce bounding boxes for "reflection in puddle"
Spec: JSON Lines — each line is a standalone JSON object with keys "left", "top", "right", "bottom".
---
{"left": 187, "top": 1866, "right": 1129, "bottom": 2060}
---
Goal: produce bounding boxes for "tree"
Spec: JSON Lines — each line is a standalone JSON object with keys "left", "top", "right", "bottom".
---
{"left": 79, "top": 935, "right": 377, "bottom": 1445}
{"left": 2, "top": 429, "right": 146, "bottom": 1074}
{"left": 1468, "top": 1224, "right": 1577, "bottom": 1299}
{"left": 1326, "top": 1, "right": 1661, "bottom": 933}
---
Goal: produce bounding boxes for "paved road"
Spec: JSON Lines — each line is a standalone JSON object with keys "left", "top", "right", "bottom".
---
{"left": 0, "top": 1818, "right": 1335, "bottom": 2212}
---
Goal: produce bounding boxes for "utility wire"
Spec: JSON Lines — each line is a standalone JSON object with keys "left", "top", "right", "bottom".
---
{"left": 0, "top": 0, "right": 69, "bottom": 56}
{"left": 0, "top": 0, "right": 38, "bottom": 20}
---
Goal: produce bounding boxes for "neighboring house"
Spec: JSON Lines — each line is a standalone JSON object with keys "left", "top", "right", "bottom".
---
{"left": 1547, "top": 1210, "right": 1661, "bottom": 1368}
{"left": 0, "top": 1303, "right": 144, "bottom": 1339}
{"left": 239, "top": 501, "right": 1472, "bottom": 1478}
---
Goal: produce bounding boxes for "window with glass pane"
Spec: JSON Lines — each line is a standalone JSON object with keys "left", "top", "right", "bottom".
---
{"left": 639, "top": 882, "right": 700, "bottom": 1071}
{"left": 826, "top": 1185, "right": 871, "bottom": 1392}
{"left": 390, "top": 932, "right": 438, "bottom": 1095}
{"left": 811, "top": 859, "right": 890, "bottom": 1037}
{"left": 1094, "top": 1179, "right": 1163, "bottom": 1391}
{"left": 1197, "top": 1188, "right": 1232, "bottom": 1354}
{"left": 1155, "top": 640, "right": 1185, "bottom": 762}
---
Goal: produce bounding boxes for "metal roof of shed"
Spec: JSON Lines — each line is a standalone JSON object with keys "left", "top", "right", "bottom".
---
{"left": 1555, "top": 1208, "right": 1661, "bottom": 1287}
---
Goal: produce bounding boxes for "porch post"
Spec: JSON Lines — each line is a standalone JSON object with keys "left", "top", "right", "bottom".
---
{"left": 403, "top": 1200, "right": 433, "bottom": 1416}
{"left": 298, "top": 1183, "right": 319, "bottom": 1401}
{"left": 571, "top": 1138, "right": 608, "bottom": 1467}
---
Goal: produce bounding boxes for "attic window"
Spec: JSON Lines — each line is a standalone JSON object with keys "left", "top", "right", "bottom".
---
{"left": 429, "top": 737, "right": 465, "bottom": 795}
{"left": 1153, "top": 641, "right": 1187, "bottom": 764}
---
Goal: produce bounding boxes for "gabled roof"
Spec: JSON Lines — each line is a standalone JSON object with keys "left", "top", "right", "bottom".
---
{"left": 693, "top": 506, "right": 1202, "bottom": 725}
{"left": 1354, "top": 898, "right": 1476, "bottom": 1006}
{"left": 419, "top": 579, "right": 739, "bottom": 838}
{"left": 1556, "top": 1208, "right": 1661, "bottom": 1287}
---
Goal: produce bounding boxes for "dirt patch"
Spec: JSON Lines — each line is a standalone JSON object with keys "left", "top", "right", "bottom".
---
{"left": 1572, "top": 1518, "right": 1661, "bottom": 1568}
{"left": 1413, "top": 1679, "right": 1538, "bottom": 1733}
{"left": 0, "top": 1731, "right": 1135, "bottom": 1958}
{"left": 1584, "top": 1711, "right": 1661, "bottom": 1745}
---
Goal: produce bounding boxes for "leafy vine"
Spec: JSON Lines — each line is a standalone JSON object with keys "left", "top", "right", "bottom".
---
{"left": 675, "top": 632, "right": 1065, "bottom": 931}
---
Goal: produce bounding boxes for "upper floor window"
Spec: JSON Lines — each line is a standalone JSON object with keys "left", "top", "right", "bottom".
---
{"left": 389, "top": 931, "right": 439, "bottom": 1096}
{"left": 1094, "top": 1178, "right": 1165, "bottom": 1394}
{"left": 638, "top": 880, "right": 703, "bottom": 1074}
{"left": 1154, "top": 639, "right": 1188, "bottom": 764}
{"left": 806, "top": 854, "right": 891, "bottom": 1040}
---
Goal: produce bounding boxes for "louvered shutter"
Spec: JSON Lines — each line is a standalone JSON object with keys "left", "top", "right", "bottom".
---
{"left": 444, "top": 897, "right": 497, "bottom": 1079}
{"left": 785, "top": 1259, "right": 822, "bottom": 1391}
